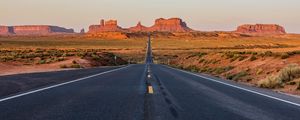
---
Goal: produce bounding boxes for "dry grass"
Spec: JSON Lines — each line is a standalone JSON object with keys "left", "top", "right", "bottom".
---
{"left": 258, "top": 64, "right": 300, "bottom": 88}
{"left": 152, "top": 35, "right": 300, "bottom": 52}
{"left": 0, "top": 36, "right": 146, "bottom": 49}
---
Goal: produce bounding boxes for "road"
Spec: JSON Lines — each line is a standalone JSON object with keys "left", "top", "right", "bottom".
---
{"left": 0, "top": 35, "right": 300, "bottom": 120}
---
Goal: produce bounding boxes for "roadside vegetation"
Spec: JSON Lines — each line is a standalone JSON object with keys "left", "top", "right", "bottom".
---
{"left": 258, "top": 64, "right": 300, "bottom": 88}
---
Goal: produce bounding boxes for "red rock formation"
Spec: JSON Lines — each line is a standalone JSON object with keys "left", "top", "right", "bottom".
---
{"left": 12, "top": 25, "right": 74, "bottom": 35}
{"left": 128, "top": 22, "right": 148, "bottom": 32}
{"left": 0, "top": 26, "right": 15, "bottom": 35}
{"left": 88, "top": 19, "right": 124, "bottom": 33}
{"left": 147, "top": 18, "right": 193, "bottom": 32}
{"left": 0, "top": 26, "right": 10, "bottom": 35}
{"left": 236, "top": 24, "right": 286, "bottom": 34}
{"left": 80, "top": 28, "right": 85, "bottom": 34}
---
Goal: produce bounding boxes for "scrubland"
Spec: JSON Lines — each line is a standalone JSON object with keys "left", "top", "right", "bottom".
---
{"left": 1, "top": 34, "right": 300, "bottom": 95}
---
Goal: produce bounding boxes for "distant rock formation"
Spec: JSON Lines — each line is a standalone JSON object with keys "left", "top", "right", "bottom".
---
{"left": 88, "top": 19, "right": 124, "bottom": 33}
{"left": 147, "top": 18, "right": 193, "bottom": 32}
{"left": 89, "top": 18, "right": 193, "bottom": 33}
{"left": 0, "top": 25, "right": 74, "bottom": 35}
{"left": 80, "top": 28, "right": 85, "bottom": 34}
{"left": 236, "top": 24, "right": 286, "bottom": 34}
{"left": 0, "top": 26, "right": 14, "bottom": 35}
{"left": 128, "top": 22, "right": 148, "bottom": 32}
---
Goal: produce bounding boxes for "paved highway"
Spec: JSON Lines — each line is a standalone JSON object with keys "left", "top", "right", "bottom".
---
{"left": 0, "top": 35, "right": 300, "bottom": 120}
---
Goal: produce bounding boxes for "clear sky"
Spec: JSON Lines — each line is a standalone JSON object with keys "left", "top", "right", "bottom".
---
{"left": 1, "top": 0, "right": 299, "bottom": 33}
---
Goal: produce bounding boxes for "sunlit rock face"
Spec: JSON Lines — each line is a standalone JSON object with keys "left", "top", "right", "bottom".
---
{"left": 12, "top": 25, "right": 74, "bottom": 35}
{"left": 147, "top": 18, "right": 193, "bottom": 32}
{"left": 88, "top": 19, "right": 124, "bottom": 33}
{"left": 236, "top": 24, "right": 286, "bottom": 35}
{"left": 89, "top": 18, "right": 193, "bottom": 33}
{"left": 128, "top": 22, "right": 148, "bottom": 32}
{"left": 0, "top": 25, "right": 74, "bottom": 35}
{"left": 0, "top": 26, "right": 13, "bottom": 35}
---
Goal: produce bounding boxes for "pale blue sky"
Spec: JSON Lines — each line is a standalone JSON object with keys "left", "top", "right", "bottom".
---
{"left": 1, "top": 0, "right": 299, "bottom": 33}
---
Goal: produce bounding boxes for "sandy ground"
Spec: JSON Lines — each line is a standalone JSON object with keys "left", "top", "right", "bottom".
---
{"left": 0, "top": 58, "right": 90, "bottom": 76}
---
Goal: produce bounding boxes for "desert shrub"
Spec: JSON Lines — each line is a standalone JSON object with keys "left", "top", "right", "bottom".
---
{"left": 280, "top": 53, "right": 290, "bottom": 59}
{"left": 250, "top": 55, "right": 257, "bottom": 61}
{"left": 225, "top": 52, "right": 234, "bottom": 59}
{"left": 72, "top": 60, "right": 77, "bottom": 64}
{"left": 226, "top": 71, "right": 248, "bottom": 81}
{"left": 277, "top": 64, "right": 300, "bottom": 82}
{"left": 196, "top": 52, "right": 207, "bottom": 58}
{"left": 35, "top": 48, "right": 45, "bottom": 53}
{"left": 60, "top": 64, "right": 68, "bottom": 68}
{"left": 258, "top": 64, "right": 300, "bottom": 88}
{"left": 214, "top": 66, "right": 234, "bottom": 74}
{"left": 238, "top": 56, "right": 247, "bottom": 61}
{"left": 286, "top": 81, "right": 297, "bottom": 85}
{"left": 251, "top": 52, "right": 258, "bottom": 55}
{"left": 70, "top": 64, "right": 81, "bottom": 68}
{"left": 185, "top": 65, "right": 199, "bottom": 72}
{"left": 199, "top": 59, "right": 205, "bottom": 63}
{"left": 291, "top": 50, "right": 300, "bottom": 55}
{"left": 264, "top": 51, "right": 273, "bottom": 57}
{"left": 256, "top": 68, "right": 263, "bottom": 75}
{"left": 38, "top": 60, "right": 46, "bottom": 64}
{"left": 58, "top": 57, "right": 65, "bottom": 61}
{"left": 258, "top": 75, "right": 282, "bottom": 88}
{"left": 91, "top": 54, "right": 100, "bottom": 61}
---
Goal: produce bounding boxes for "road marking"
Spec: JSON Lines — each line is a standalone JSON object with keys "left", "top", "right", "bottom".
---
{"left": 167, "top": 66, "right": 300, "bottom": 107}
{"left": 148, "top": 86, "right": 154, "bottom": 94}
{"left": 0, "top": 66, "right": 130, "bottom": 102}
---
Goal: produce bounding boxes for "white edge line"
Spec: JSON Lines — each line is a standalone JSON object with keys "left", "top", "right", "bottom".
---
{"left": 166, "top": 65, "right": 300, "bottom": 107}
{"left": 0, "top": 65, "right": 130, "bottom": 102}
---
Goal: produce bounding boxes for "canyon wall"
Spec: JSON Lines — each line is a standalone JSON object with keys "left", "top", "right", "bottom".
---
{"left": 236, "top": 24, "right": 286, "bottom": 35}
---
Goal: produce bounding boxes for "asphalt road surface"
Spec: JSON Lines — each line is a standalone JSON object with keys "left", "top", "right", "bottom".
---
{"left": 0, "top": 35, "right": 300, "bottom": 120}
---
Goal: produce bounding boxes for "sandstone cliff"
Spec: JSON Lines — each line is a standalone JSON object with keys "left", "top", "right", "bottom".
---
{"left": 0, "top": 26, "right": 13, "bottom": 35}
{"left": 236, "top": 24, "right": 286, "bottom": 34}
{"left": 89, "top": 18, "right": 193, "bottom": 33}
{"left": 13, "top": 25, "right": 74, "bottom": 35}
{"left": 128, "top": 22, "right": 148, "bottom": 32}
{"left": 0, "top": 25, "right": 74, "bottom": 35}
{"left": 147, "top": 18, "right": 193, "bottom": 32}
{"left": 88, "top": 19, "right": 124, "bottom": 33}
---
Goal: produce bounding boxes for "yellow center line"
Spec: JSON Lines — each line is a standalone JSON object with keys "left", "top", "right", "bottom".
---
{"left": 148, "top": 86, "right": 154, "bottom": 94}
